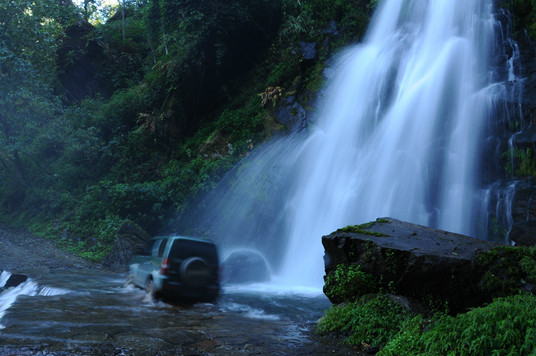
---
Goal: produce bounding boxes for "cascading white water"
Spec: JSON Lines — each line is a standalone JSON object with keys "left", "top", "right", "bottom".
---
{"left": 0, "top": 271, "right": 70, "bottom": 329}
{"left": 189, "top": 0, "right": 506, "bottom": 289}
{"left": 280, "top": 0, "right": 499, "bottom": 287}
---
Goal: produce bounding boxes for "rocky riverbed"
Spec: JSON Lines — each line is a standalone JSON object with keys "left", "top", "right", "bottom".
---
{"left": 0, "top": 225, "right": 361, "bottom": 356}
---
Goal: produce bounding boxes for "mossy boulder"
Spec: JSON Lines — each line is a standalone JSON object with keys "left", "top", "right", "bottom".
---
{"left": 322, "top": 218, "right": 534, "bottom": 313}
{"left": 102, "top": 221, "right": 151, "bottom": 268}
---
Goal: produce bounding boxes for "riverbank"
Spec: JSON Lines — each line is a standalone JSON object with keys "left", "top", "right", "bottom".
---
{"left": 0, "top": 225, "right": 96, "bottom": 273}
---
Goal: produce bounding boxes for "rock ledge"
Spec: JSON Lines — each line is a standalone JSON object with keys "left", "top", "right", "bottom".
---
{"left": 323, "top": 218, "right": 503, "bottom": 313}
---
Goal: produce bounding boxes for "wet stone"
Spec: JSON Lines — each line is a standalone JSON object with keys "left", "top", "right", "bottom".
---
{"left": 5, "top": 274, "right": 28, "bottom": 288}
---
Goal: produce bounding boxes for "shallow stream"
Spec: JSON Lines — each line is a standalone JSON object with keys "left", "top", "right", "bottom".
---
{"left": 0, "top": 269, "right": 355, "bottom": 356}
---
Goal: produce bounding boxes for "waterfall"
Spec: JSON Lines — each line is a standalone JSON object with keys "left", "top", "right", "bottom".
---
{"left": 187, "top": 0, "right": 507, "bottom": 289}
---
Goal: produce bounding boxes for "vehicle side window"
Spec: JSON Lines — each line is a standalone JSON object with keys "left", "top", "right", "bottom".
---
{"left": 157, "top": 239, "right": 167, "bottom": 257}
{"left": 151, "top": 240, "right": 163, "bottom": 257}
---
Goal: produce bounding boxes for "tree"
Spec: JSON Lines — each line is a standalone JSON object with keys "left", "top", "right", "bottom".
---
{"left": 0, "top": 0, "right": 65, "bottom": 213}
{"left": 82, "top": 0, "right": 99, "bottom": 21}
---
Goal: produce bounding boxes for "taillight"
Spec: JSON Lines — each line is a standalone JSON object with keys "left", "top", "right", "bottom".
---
{"left": 160, "top": 258, "right": 169, "bottom": 275}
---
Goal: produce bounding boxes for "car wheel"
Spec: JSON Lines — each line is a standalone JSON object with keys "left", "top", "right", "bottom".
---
{"left": 180, "top": 257, "right": 210, "bottom": 287}
{"left": 123, "top": 274, "right": 133, "bottom": 288}
{"left": 146, "top": 278, "right": 156, "bottom": 299}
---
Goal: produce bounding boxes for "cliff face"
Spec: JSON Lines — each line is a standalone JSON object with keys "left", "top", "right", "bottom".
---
{"left": 487, "top": 3, "right": 536, "bottom": 247}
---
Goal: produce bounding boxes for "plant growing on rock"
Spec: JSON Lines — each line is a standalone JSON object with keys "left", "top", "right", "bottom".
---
{"left": 380, "top": 293, "right": 536, "bottom": 356}
{"left": 478, "top": 245, "right": 536, "bottom": 297}
{"left": 317, "top": 294, "right": 414, "bottom": 350}
{"left": 324, "top": 264, "right": 376, "bottom": 303}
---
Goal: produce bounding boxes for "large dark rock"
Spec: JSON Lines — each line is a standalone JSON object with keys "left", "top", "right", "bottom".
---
{"left": 102, "top": 222, "right": 151, "bottom": 268}
{"left": 4, "top": 273, "right": 28, "bottom": 288}
{"left": 221, "top": 250, "right": 271, "bottom": 284}
{"left": 323, "top": 218, "right": 503, "bottom": 313}
{"left": 275, "top": 96, "right": 308, "bottom": 132}
{"left": 508, "top": 179, "right": 536, "bottom": 246}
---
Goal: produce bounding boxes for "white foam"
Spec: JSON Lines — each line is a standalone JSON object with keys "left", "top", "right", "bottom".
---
{"left": 0, "top": 273, "right": 72, "bottom": 330}
{"left": 222, "top": 302, "right": 280, "bottom": 321}
{"left": 0, "top": 271, "right": 11, "bottom": 288}
{"left": 38, "top": 286, "right": 70, "bottom": 296}
{"left": 223, "top": 277, "right": 324, "bottom": 298}
{"left": 0, "top": 280, "right": 39, "bottom": 329}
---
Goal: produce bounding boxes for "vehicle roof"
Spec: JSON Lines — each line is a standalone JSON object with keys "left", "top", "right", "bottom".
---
{"left": 151, "top": 235, "right": 215, "bottom": 244}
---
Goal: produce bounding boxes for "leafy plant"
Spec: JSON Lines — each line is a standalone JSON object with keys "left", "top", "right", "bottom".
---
{"left": 502, "top": 147, "right": 536, "bottom": 177}
{"left": 380, "top": 293, "right": 536, "bottom": 356}
{"left": 318, "top": 294, "right": 414, "bottom": 348}
{"left": 324, "top": 264, "right": 377, "bottom": 303}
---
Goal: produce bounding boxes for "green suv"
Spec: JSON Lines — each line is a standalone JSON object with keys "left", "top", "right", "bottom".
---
{"left": 128, "top": 235, "right": 220, "bottom": 302}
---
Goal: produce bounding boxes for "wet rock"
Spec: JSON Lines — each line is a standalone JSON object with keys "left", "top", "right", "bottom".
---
{"left": 299, "top": 42, "right": 317, "bottom": 60}
{"left": 508, "top": 180, "right": 536, "bottom": 246}
{"left": 102, "top": 221, "right": 151, "bottom": 268}
{"left": 275, "top": 96, "right": 308, "bottom": 131}
{"left": 322, "top": 218, "right": 502, "bottom": 313}
{"left": 321, "top": 20, "right": 339, "bottom": 36}
{"left": 221, "top": 250, "right": 271, "bottom": 284}
{"left": 5, "top": 273, "right": 28, "bottom": 288}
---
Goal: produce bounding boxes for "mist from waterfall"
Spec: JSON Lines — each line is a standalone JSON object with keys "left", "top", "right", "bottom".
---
{"left": 185, "top": 0, "right": 508, "bottom": 289}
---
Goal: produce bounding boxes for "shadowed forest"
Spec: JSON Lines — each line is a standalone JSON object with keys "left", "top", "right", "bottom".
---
{"left": 0, "top": 0, "right": 377, "bottom": 260}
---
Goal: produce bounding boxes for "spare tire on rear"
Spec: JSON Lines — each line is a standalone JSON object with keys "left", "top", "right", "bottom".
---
{"left": 180, "top": 257, "right": 211, "bottom": 287}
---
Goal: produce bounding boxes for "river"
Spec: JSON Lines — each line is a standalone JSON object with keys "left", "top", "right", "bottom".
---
{"left": 0, "top": 268, "right": 358, "bottom": 356}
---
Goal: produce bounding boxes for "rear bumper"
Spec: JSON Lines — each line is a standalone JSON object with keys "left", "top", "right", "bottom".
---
{"left": 159, "top": 279, "right": 220, "bottom": 302}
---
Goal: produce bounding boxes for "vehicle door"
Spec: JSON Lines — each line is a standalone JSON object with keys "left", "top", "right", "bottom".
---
{"left": 132, "top": 238, "right": 166, "bottom": 285}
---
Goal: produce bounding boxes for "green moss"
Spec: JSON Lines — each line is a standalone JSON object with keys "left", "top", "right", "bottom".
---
{"left": 304, "top": 61, "right": 326, "bottom": 92}
{"left": 509, "top": 0, "right": 536, "bottom": 39}
{"left": 380, "top": 293, "right": 536, "bottom": 356}
{"left": 337, "top": 218, "right": 390, "bottom": 237}
{"left": 501, "top": 147, "right": 536, "bottom": 177}
{"left": 317, "top": 294, "right": 414, "bottom": 348}
{"left": 324, "top": 264, "right": 377, "bottom": 302}
{"left": 477, "top": 245, "right": 536, "bottom": 297}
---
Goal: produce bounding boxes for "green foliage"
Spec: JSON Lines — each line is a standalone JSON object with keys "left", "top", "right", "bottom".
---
{"left": 502, "top": 147, "right": 536, "bottom": 177}
{"left": 509, "top": 0, "right": 536, "bottom": 39}
{"left": 317, "top": 294, "right": 414, "bottom": 348}
{"left": 324, "top": 264, "right": 377, "bottom": 302}
{"left": 58, "top": 215, "right": 124, "bottom": 262}
{"left": 319, "top": 293, "right": 536, "bottom": 355}
{"left": 478, "top": 245, "right": 536, "bottom": 297}
{"left": 279, "top": 0, "right": 373, "bottom": 46}
{"left": 337, "top": 218, "right": 389, "bottom": 236}
{"left": 0, "top": 0, "right": 376, "bottom": 262}
{"left": 380, "top": 293, "right": 536, "bottom": 356}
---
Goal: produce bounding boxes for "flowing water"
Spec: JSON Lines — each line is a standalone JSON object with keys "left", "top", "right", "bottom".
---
{"left": 185, "top": 0, "right": 514, "bottom": 289}
{"left": 0, "top": 269, "right": 346, "bottom": 355}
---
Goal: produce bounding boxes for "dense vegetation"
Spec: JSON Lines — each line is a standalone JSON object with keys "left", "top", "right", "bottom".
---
{"left": 0, "top": 0, "right": 375, "bottom": 260}
{"left": 318, "top": 292, "right": 536, "bottom": 355}
{"left": 318, "top": 245, "right": 536, "bottom": 354}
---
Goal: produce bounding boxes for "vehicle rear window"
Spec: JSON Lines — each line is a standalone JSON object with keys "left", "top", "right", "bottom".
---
{"left": 169, "top": 239, "right": 218, "bottom": 263}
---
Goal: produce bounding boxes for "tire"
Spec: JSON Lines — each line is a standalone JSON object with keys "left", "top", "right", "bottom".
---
{"left": 180, "top": 257, "right": 211, "bottom": 287}
{"left": 123, "top": 274, "right": 134, "bottom": 288}
{"left": 146, "top": 278, "right": 156, "bottom": 299}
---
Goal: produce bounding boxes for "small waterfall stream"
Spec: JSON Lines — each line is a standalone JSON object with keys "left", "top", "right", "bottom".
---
{"left": 186, "top": 0, "right": 516, "bottom": 289}
{"left": 0, "top": 271, "right": 69, "bottom": 329}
